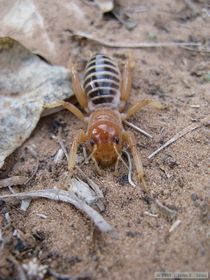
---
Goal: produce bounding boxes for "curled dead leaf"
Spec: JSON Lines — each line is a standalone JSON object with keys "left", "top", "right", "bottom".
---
{"left": 0, "top": 38, "right": 73, "bottom": 168}
{"left": 0, "top": 0, "right": 102, "bottom": 64}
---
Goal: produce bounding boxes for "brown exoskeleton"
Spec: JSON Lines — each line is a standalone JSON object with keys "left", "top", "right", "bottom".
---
{"left": 47, "top": 54, "right": 163, "bottom": 189}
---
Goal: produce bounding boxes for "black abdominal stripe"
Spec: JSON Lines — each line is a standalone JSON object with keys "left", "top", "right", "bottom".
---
{"left": 84, "top": 54, "right": 121, "bottom": 111}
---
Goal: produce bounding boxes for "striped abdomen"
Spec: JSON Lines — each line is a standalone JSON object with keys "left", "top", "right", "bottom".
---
{"left": 84, "top": 54, "right": 121, "bottom": 111}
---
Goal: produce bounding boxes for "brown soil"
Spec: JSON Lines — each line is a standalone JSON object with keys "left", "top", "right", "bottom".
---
{"left": 0, "top": 1, "right": 209, "bottom": 279}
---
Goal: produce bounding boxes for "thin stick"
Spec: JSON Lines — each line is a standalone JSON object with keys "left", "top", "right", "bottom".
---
{"left": 0, "top": 190, "right": 113, "bottom": 233}
{"left": 181, "top": 46, "right": 210, "bottom": 53}
{"left": 155, "top": 199, "right": 177, "bottom": 220}
{"left": 52, "top": 135, "right": 69, "bottom": 161}
{"left": 0, "top": 176, "right": 28, "bottom": 189}
{"left": 24, "top": 160, "right": 39, "bottom": 185}
{"left": 144, "top": 211, "right": 158, "bottom": 218}
{"left": 148, "top": 123, "right": 201, "bottom": 159}
{"left": 169, "top": 219, "right": 181, "bottom": 233}
{"left": 124, "top": 120, "right": 153, "bottom": 138}
{"left": 70, "top": 31, "right": 202, "bottom": 49}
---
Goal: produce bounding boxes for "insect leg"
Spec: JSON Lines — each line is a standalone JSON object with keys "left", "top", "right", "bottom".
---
{"left": 45, "top": 101, "right": 85, "bottom": 122}
{"left": 122, "top": 99, "right": 164, "bottom": 120}
{"left": 122, "top": 130, "right": 148, "bottom": 192}
{"left": 68, "top": 130, "right": 87, "bottom": 174}
{"left": 69, "top": 62, "right": 88, "bottom": 109}
{"left": 120, "top": 54, "right": 134, "bottom": 111}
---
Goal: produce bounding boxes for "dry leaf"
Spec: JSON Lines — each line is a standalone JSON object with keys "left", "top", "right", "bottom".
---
{"left": 0, "top": 0, "right": 102, "bottom": 65}
{"left": 0, "top": 38, "right": 73, "bottom": 168}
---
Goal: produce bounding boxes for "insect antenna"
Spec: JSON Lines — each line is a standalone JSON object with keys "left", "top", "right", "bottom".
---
{"left": 113, "top": 144, "right": 129, "bottom": 169}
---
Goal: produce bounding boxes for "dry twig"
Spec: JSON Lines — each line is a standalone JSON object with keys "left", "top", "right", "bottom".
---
{"left": 181, "top": 46, "right": 210, "bottom": 53}
{"left": 155, "top": 199, "right": 177, "bottom": 221}
{"left": 144, "top": 211, "right": 158, "bottom": 218}
{"left": 49, "top": 270, "right": 93, "bottom": 280}
{"left": 54, "top": 148, "right": 65, "bottom": 164}
{"left": 0, "top": 189, "right": 113, "bottom": 233}
{"left": 148, "top": 122, "right": 202, "bottom": 159}
{"left": 69, "top": 31, "right": 202, "bottom": 49}
{"left": 124, "top": 120, "right": 153, "bottom": 138}
{"left": 169, "top": 219, "right": 181, "bottom": 233}
{"left": 0, "top": 176, "right": 28, "bottom": 189}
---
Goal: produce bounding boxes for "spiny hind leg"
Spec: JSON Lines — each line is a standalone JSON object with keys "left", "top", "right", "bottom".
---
{"left": 45, "top": 101, "right": 85, "bottom": 122}
{"left": 69, "top": 62, "right": 88, "bottom": 109}
{"left": 68, "top": 130, "right": 87, "bottom": 174}
{"left": 122, "top": 130, "right": 148, "bottom": 192}
{"left": 122, "top": 99, "right": 164, "bottom": 120}
{"left": 120, "top": 53, "right": 135, "bottom": 111}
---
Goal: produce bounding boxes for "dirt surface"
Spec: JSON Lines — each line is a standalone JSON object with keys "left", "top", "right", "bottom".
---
{"left": 0, "top": 1, "right": 210, "bottom": 279}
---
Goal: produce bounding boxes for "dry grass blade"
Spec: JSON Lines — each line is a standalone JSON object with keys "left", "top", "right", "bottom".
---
{"left": 49, "top": 270, "right": 93, "bottom": 280}
{"left": 169, "top": 219, "right": 181, "bottom": 233}
{"left": 155, "top": 199, "right": 177, "bottom": 221}
{"left": 54, "top": 148, "right": 65, "bottom": 164}
{"left": 0, "top": 176, "right": 28, "bottom": 189}
{"left": 24, "top": 160, "right": 39, "bottom": 185}
{"left": 148, "top": 122, "right": 201, "bottom": 159}
{"left": 70, "top": 31, "right": 202, "bottom": 48}
{"left": 124, "top": 120, "right": 153, "bottom": 138}
{"left": 181, "top": 46, "right": 210, "bottom": 53}
{"left": 144, "top": 211, "right": 158, "bottom": 218}
{"left": 0, "top": 189, "right": 113, "bottom": 233}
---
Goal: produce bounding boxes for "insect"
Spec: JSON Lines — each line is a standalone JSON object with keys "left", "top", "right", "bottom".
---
{"left": 46, "top": 54, "right": 163, "bottom": 189}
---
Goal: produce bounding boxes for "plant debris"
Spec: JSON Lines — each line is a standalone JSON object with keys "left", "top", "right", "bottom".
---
{"left": 0, "top": 0, "right": 102, "bottom": 64}
{"left": 22, "top": 258, "right": 48, "bottom": 280}
{"left": 111, "top": 3, "right": 138, "bottom": 30}
{"left": 0, "top": 187, "right": 113, "bottom": 233}
{"left": 0, "top": 176, "right": 28, "bottom": 189}
{"left": 148, "top": 121, "right": 204, "bottom": 159}
{"left": 0, "top": 38, "right": 73, "bottom": 168}
{"left": 155, "top": 200, "right": 177, "bottom": 221}
{"left": 169, "top": 219, "right": 182, "bottom": 233}
{"left": 94, "top": 0, "right": 114, "bottom": 13}
{"left": 124, "top": 120, "right": 153, "bottom": 138}
{"left": 69, "top": 30, "right": 202, "bottom": 48}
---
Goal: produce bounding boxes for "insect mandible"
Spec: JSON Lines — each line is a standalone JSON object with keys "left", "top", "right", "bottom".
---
{"left": 46, "top": 54, "right": 163, "bottom": 189}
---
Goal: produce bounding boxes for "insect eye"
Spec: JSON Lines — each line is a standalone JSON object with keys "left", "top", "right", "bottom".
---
{"left": 90, "top": 139, "right": 95, "bottom": 146}
{"left": 113, "top": 137, "right": 120, "bottom": 144}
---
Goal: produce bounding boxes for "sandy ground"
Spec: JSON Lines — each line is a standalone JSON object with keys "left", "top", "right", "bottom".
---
{"left": 0, "top": 1, "right": 210, "bottom": 279}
